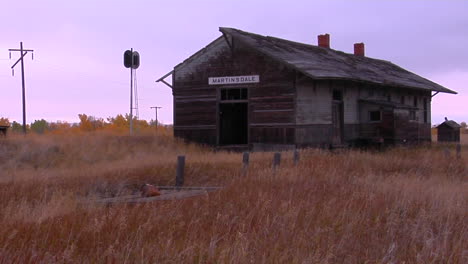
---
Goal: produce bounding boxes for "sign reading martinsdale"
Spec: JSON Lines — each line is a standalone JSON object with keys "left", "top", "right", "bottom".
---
{"left": 208, "top": 75, "right": 260, "bottom": 85}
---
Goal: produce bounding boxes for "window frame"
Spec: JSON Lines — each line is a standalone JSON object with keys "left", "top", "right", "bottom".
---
{"left": 369, "top": 110, "right": 382, "bottom": 123}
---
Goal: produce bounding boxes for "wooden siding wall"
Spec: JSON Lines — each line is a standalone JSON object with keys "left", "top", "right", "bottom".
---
{"left": 295, "top": 77, "right": 332, "bottom": 146}
{"left": 295, "top": 78, "right": 361, "bottom": 146}
{"left": 438, "top": 125, "right": 460, "bottom": 142}
{"left": 295, "top": 77, "right": 432, "bottom": 146}
{"left": 173, "top": 37, "right": 295, "bottom": 146}
{"left": 359, "top": 87, "right": 432, "bottom": 143}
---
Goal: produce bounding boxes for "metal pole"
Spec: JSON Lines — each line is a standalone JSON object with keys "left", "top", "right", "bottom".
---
{"left": 20, "top": 42, "right": 26, "bottom": 134}
{"left": 129, "top": 48, "right": 133, "bottom": 135}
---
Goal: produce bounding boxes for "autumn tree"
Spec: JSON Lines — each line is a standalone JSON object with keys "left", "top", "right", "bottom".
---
{"left": 10, "top": 121, "right": 25, "bottom": 133}
{"left": 30, "top": 119, "right": 49, "bottom": 134}
{"left": 107, "top": 114, "right": 128, "bottom": 132}
{"left": 78, "top": 114, "right": 105, "bottom": 132}
{"left": 461, "top": 121, "right": 467, "bottom": 134}
{"left": 0, "top": 117, "right": 10, "bottom": 126}
{"left": 48, "top": 121, "right": 72, "bottom": 134}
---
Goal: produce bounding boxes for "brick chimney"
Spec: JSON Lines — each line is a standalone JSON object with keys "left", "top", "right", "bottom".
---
{"left": 318, "top": 34, "right": 330, "bottom": 48}
{"left": 354, "top": 43, "right": 365, "bottom": 56}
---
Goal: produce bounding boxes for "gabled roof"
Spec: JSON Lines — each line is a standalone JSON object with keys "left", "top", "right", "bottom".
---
{"left": 219, "top": 27, "right": 456, "bottom": 94}
{"left": 437, "top": 120, "right": 461, "bottom": 129}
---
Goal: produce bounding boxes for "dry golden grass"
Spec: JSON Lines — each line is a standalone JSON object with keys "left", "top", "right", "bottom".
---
{"left": 0, "top": 131, "right": 466, "bottom": 263}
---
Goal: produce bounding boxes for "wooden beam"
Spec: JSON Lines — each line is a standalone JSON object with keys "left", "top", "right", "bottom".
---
{"left": 222, "top": 32, "right": 233, "bottom": 50}
{"left": 155, "top": 70, "right": 174, "bottom": 89}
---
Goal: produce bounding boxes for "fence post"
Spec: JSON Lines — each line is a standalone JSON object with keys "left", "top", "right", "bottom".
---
{"left": 176, "top": 155, "right": 185, "bottom": 188}
{"left": 444, "top": 147, "right": 450, "bottom": 159}
{"left": 456, "top": 144, "right": 461, "bottom": 159}
{"left": 242, "top": 152, "right": 250, "bottom": 175}
{"left": 273, "top": 152, "right": 281, "bottom": 172}
{"left": 294, "top": 149, "right": 300, "bottom": 166}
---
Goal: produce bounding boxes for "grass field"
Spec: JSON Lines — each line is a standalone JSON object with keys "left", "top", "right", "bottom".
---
{"left": 0, "top": 132, "right": 466, "bottom": 263}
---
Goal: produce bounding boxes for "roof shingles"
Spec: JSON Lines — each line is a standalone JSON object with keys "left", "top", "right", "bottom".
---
{"left": 220, "top": 27, "right": 456, "bottom": 94}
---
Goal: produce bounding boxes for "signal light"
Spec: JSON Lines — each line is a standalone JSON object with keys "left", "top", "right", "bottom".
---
{"left": 132, "top": 51, "right": 140, "bottom": 69}
{"left": 124, "top": 50, "right": 140, "bottom": 69}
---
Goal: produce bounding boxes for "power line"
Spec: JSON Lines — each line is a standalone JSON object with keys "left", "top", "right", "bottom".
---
{"left": 8, "top": 42, "right": 34, "bottom": 134}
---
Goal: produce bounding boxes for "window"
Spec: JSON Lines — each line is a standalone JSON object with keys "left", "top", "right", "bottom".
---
{"left": 333, "top": 90, "right": 342, "bottom": 101}
{"left": 409, "top": 110, "right": 416, "bottom": 121}
{"left": 221, "top": 88, "right": 247, "bottom": 100}
{"left": 369, "top": 111, "right": 381, "bottom": 122}
{"left": 413, "top": 96, "right": 418, "bottom": 107}
{"left": 400, "top": 95, "right": 405, "bottom": 105}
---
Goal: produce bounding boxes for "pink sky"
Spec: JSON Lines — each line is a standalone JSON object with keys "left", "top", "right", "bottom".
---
{"left": 1, "top": 0, "right": 467, "bottom": 125}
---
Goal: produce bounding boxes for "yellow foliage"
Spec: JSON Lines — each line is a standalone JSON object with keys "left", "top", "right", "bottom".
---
{"left": 0, "top": 117, "right": 10, "bottom": 126}
{"left": 1, "top": 114, "right": 167, "bottom": 135}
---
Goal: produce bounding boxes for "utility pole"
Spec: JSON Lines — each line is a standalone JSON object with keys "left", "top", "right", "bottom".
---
{"left": 9, "top": 42, "right": 34, "bottom": 134}
{"left": 150, "top": 106, "right": 162, "bottom": 127}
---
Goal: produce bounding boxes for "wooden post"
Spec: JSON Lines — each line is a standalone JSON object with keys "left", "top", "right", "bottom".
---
{"left": 176, "top": 155, "right": 185, "bottom": 187}
{"left": 444, "top": 147, "right": 450, "bottom": 159}
{"left": 456, "top": 144, "right": 461, "bottom": 159}
{"left": 242, "top": 152, "right": 249, "bottom": 175}
{"left": 273, "top": 152, "right": 281, "bottom": 172}
{"left": 294, "top": 150, "right": 300, "bottom": 166}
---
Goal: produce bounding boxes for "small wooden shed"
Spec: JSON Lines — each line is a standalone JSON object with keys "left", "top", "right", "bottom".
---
{"left": 0, "top": 126, "right": 8, "bottom": 137}
{"left": 437, "top": 118, "right": 460, "bottom": 142}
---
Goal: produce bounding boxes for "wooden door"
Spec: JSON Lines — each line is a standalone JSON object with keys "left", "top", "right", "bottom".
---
{"left": 380, "top": 110, "right": 394, "bottom": 143}
{"left": 332, "top": 102, "right": 344, "bottom": 145}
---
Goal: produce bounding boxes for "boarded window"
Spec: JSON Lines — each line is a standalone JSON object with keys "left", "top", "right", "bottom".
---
{"left": 369, "top": 111, "right": 381, "bottom": 122}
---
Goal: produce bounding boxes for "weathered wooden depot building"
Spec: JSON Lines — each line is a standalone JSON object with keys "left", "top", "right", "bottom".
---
{"left": 157, "top": 27, "right": 456, "bottom": 149}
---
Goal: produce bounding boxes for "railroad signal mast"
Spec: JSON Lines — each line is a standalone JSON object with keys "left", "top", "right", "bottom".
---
{"left": 123, "top": 49, "right": 140, "bottom": 135}
{"left": 9, "top": 42, "right": 34, "bottom": 134}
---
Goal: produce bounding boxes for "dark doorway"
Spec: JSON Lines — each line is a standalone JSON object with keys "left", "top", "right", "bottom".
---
{"left": 219, "top": 103, "right": 248, "bottom": 145}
